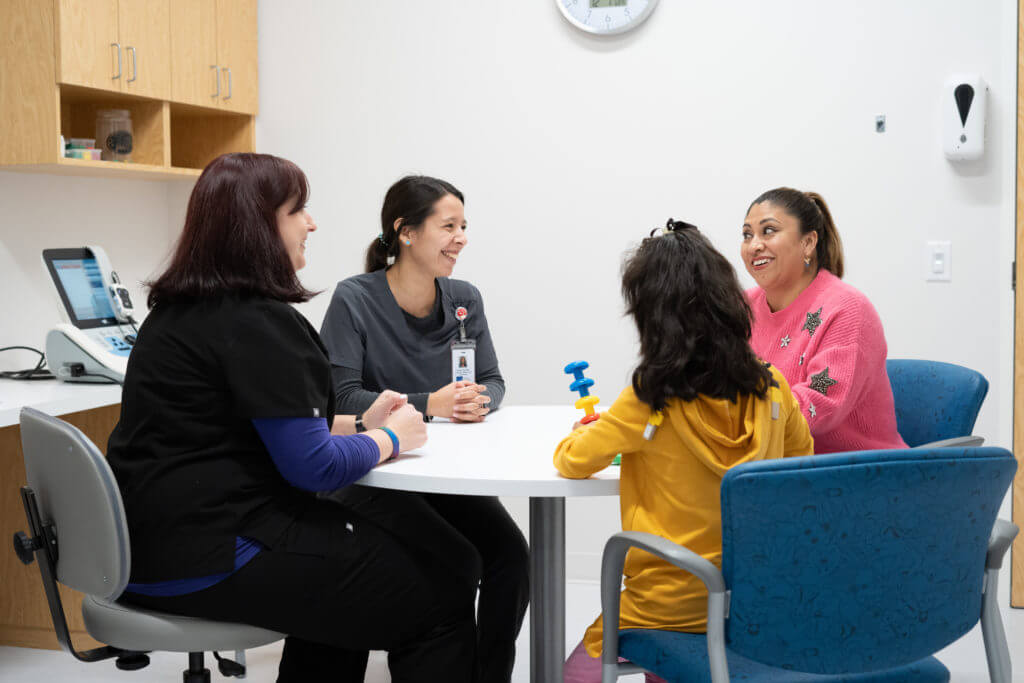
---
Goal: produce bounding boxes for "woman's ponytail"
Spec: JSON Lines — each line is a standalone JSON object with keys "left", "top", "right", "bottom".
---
{"left": 805, "top": 192, "right": 844, "bottom": 278}
{"left": 364, "top": 230, "right": 398, "bottom": 273}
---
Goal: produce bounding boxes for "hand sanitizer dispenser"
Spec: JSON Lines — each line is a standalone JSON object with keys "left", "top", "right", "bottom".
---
{"left": 943, "top": 75, "right": 987, "bottom": 161}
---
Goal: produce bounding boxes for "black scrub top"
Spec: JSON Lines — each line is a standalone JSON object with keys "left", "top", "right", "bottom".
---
{"left": 106, "top": 294, "right": 335, "bottom": 582}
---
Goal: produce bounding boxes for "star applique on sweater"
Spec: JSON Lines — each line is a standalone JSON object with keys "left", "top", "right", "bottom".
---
{"left": 809, "top": 367, "right": 838, "bottom": 396}
{"left": 802, "top": 307, "right": 823, "bottom": 336}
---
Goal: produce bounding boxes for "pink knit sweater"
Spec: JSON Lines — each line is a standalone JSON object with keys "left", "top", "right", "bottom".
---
{"left": 746, "top": 270, "right": 907, "bottom": 454}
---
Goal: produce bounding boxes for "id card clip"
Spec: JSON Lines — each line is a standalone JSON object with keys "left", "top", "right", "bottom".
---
{"left": 451, "top": 339, "right": 476, "bottom": 383}
{"left": 452, "top": 306, "right": 475, "bottom": 383}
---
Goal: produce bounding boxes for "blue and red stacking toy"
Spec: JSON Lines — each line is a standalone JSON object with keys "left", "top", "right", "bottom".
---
{"left": 564, "top": 360, "right": 600, "bottom": 425}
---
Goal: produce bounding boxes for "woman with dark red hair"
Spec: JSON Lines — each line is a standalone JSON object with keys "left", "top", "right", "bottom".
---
{"left": 105, "top": 153, "right": 477, "bottom": 682}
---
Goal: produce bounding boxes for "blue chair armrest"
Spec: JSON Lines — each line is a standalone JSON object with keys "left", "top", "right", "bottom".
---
{"left": 915, "top": 435, "right": 985, "bottom": 448}
{"left": 600, "top": 531, "right": 729, "bottom": 683}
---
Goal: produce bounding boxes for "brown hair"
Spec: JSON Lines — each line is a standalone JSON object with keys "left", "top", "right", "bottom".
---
{"left": 148, "top": 153, "right": 317, "bottom": 308}
{"left": 748, "top": 187, "right": 844, "bottom": 278}
{"left": 365, "top": 175, "right": 465, "bottom": 272}
{"left": 623, "top": 219, "right": 772, "bottom": 410}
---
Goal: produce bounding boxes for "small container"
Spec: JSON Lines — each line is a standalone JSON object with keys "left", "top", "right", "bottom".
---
{"left": 96, "top": 109, "right": 133, "bottom": 162}
{"left": 66, "top": 148, "right": 102, "bottom": 161}
{"left": 67, "top": 137, "right": 96, "bottom": 149}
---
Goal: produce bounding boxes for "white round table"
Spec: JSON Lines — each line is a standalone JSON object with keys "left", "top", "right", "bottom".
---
{"left": 358, "top": 405, "right": 620, "bottom": 683}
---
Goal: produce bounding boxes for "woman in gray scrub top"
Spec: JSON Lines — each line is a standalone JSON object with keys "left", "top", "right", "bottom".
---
{"left": 320, "top": 176, "right": 528, "bottom": 683}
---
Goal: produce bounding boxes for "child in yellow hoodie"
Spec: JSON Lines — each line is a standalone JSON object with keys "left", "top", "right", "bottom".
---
{"left": 557, "top": 219, "right": 814, "bottom": 682}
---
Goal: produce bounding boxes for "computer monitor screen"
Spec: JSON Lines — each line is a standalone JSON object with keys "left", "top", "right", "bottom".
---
{"left": 43, "top": 248, "right": 118, "bottom": 329}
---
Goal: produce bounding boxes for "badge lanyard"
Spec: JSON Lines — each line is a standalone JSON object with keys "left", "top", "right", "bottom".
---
{"left": 451, "top": 305, "right": 476, "bottom": 383}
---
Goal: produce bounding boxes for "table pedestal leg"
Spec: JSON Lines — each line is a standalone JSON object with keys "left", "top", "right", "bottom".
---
{"left": 530, "top": 496, "right": 565, "bottom": 683}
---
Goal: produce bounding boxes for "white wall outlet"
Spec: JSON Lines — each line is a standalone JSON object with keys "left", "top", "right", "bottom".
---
{"left": 926, "top": 241, "right": 952, "bottom": 281}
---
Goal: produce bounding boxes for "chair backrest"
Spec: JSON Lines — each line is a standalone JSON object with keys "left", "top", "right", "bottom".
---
{"left": 721, "top": 447, "right": 1015, "bottom": 675}
{"left": 19, "top": 407, "right": 130, "bottom": 599}
{"left": 886, "top": 359, "right": 988, "bottom": 447}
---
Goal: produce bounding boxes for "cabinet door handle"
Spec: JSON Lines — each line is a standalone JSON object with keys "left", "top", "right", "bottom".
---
{"left": 211, "top": 65, "right": 220, "bottom": 98}
{"left": 127, "top": 47, "right": 137, "bottom": 83}
{"left": 221, "top": 67, "right": 232, "bottom": 100}
{"left": 111, "top": 43, "right": 121, "bottom": 80}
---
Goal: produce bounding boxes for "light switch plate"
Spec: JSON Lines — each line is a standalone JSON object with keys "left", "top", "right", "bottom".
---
{"left": 926, "top": 241, "right": 952, "bottom": 281}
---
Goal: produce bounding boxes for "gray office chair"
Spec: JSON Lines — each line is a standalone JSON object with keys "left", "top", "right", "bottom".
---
{"left": 12, "top": 406, "right": 283, "bottom": 682}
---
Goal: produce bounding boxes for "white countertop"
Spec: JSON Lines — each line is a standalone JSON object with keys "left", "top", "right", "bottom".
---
{"left": 0, "top": 378, "right": 121, "bottom": 428}
{"left": 359, "top": 405, "right": 620, "bottom": 497}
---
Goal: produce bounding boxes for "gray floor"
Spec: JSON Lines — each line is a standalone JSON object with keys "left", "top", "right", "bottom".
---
{"left": 0, "top": 580, "right": 1005, "bottom": 682}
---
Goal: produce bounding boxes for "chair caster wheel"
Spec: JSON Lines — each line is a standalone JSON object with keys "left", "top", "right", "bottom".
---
{"left": 116, "top": 653, "right": 150, "bottom": 670}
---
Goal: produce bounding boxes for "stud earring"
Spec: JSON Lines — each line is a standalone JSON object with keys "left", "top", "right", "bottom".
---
{"left": 404, "top": 240, "right": 412, "bottom": 246}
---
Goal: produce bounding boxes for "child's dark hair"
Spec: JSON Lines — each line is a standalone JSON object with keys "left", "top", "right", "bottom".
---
{"left": 622, "top": 219, "right": 772, "bottom": 410}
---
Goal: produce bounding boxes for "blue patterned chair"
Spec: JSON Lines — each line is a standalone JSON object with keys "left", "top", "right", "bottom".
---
{"left": 599, "top": 448, "right": 1017, "bottom": 683}
{"left": 886, "top": 359, "right": 988, "bottom": 448}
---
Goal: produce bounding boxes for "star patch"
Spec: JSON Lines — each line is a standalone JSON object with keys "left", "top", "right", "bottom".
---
{"left": 780, "top": 335, "right": 791, "bottom": 348}
{"left": 809, "top": 367, "right": 837, "bottom": 396}
{"left": 809, "top": 402, "right": 817, "bottom": 418}
{"left": 802, "top": 307, "right": 823, "bottom": 336}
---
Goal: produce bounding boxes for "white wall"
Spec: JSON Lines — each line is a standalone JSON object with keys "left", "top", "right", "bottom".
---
{"left": 0, "top": 174, "right": 189, "bottom": 366}
{"left": 0, "top": 0, "right": 1015, "bottom": 676}
{"left": 258, "top": 1, "right": 1021, "bottom": 677}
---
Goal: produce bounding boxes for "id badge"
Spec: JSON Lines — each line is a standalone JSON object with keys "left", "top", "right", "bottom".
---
{"left": 451, "top": 339, "right": 476, "bottom": 383}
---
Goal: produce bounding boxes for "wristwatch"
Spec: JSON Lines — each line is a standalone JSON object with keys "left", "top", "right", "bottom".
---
{"left": 354, "top": 414, "right": 367, "bottom": 433}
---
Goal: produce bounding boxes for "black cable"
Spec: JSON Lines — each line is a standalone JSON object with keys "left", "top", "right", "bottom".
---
{"left": 81, "top": 371, "right": 121, "bottom": 385}
{"left": 0, "top": 346, "right": 56, "bottom": 381}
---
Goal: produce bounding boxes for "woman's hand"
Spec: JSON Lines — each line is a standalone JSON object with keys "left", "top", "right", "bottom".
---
{"left": 428, "top": 381, "right": 491, "bottom": 421}
{"left": 363, "top": 390, "right": 408, "bottom": 430}
{"left": 382, "top": 404, "right": 428, "bottom": 454}
{"left": 453, "top": 384, "right": 491, "bottom": 423}
{"left": 427, "top": 380, "right": 467, "bottom": 419}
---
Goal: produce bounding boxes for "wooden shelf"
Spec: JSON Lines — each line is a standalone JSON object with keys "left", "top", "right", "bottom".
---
{"left": 1, "top": 158, "right": 200, "bottom": 181}
{"left": 0, "top": 1, "right": 256, "bottom": 183}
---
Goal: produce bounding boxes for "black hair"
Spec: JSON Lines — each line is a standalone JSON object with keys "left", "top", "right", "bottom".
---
{"left": 747, "top": 187, "right": 844, "bottom": 278}
{"left": 365, "top": 175, "right": 465, "bottom": 272}
{"left": 622, "top": 219, "right": 772, "bottom": 410}
{"left": 148, "top": 153, "right": 316, "bottom": 308}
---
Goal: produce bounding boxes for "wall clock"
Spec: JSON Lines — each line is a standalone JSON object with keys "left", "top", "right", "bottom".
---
{"left": 555, "top": 0, "right": 659, "bottom": 35}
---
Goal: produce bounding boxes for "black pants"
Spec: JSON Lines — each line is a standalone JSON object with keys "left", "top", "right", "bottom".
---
{"left": 329, "top": 486, "right": 531, "bottom": 683}
{"left": 121, "top": 499, "right": 478, "bottom": 683}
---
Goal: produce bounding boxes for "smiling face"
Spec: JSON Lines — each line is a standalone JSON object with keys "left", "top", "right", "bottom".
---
{"left": 276, "top": 195, "right": 316, "bottom": 271}
{"left": 741, "top": 201, "right": 817, "bottom": 296}
{"left": 398, "top": 193, "right": 467, "bottom": 277}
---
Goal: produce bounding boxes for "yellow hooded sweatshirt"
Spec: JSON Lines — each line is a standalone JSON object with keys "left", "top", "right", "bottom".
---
{"left": 553, "top": 365, "right": 813, "bottom": 657}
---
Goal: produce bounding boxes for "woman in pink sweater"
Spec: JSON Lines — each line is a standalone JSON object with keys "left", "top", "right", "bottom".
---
{"left": 741, "top": 187, "right": 906, "bottom": 453}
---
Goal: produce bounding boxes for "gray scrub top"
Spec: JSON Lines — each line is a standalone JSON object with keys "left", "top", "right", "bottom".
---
{"left": 320, "top": 269, "right": 506, "bottom": 415}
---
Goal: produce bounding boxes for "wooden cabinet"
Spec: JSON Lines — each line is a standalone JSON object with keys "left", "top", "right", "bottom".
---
{"left": 118, "top": 0, "right": 171, "bottom": 100}
{"left": 215, "top": 0, "right": 258, "bottom": 114}
{"left": 55, "top": 0, "right": 171, "bottom": 101}
{"left": 170, "top": 0, "right": 259, "bottom": 114}
{"left": 169, "top": 0, "right": 218, "bottom": 109}
{"left": 54, "top": 0, "right": 119, "bottom": 93}
{"left": 0, "top": 0, "right": 257, "bottom": 181}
